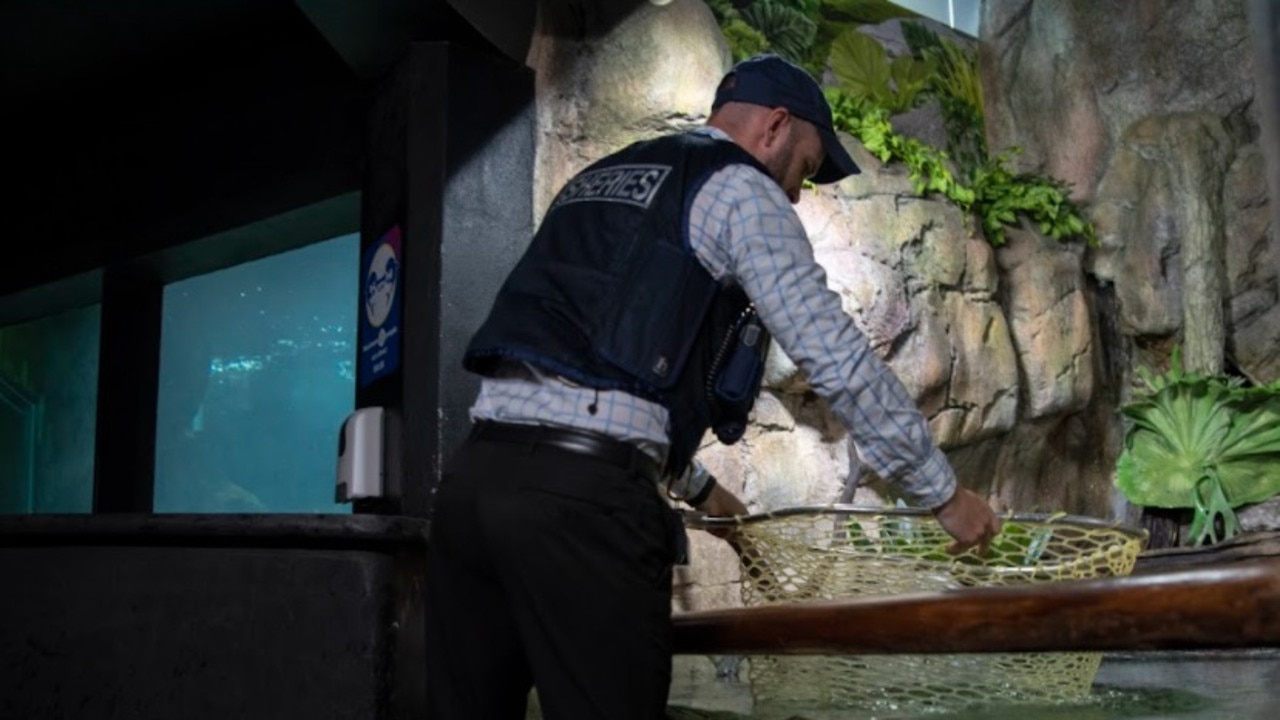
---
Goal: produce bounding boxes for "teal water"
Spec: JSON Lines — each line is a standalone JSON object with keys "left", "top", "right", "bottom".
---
{"left": 668, "top": 651, "right": 1280, "bottom": 720}
{"left": 1, "top": 232, "right": 359, "bottom": 516}
{"left": 153, "top": 232, "right": 359, "bottom": 513}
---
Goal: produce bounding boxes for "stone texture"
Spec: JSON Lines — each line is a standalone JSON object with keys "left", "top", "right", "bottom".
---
{"left": 1089, "top": 116, "right": 1194, "bottom": 337}
{"left": 738, "top": 392, "right": 848, "bottom": 512}
{"left": 983, "top": 0, "right": 1277, "bottom": 531}
{"left": 940, "top": 293, "right": 1020, "bottom": 442}
{"left": 985, "top": 0, "right": 1276, "bottom": 385}
{"left": 997, "top": 228, "right": 1095, "bottom": 418}
{"left": 673, "top": 529, "right": 742, "bottom": 613}
{"left": 768, "top": 176, "right": 1021, "bottom": 451}
{"left": 1240, "top": 497, "right": 1280, "bottom": 533}
{"left": 1223, "top": 144, "right": 1280, "bottom": 381}
{"left": 1087, "top": 110, "right": 1263, "bottom": 379}
{"left": 525, "top": 0, "right": 729, "bottom": 219}
{"left": 982, "top": 0, "right": 1253, "bottom": 200}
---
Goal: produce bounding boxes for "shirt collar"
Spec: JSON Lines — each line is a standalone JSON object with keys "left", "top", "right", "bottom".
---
{"left": 691, "top": 125, "right": 733, "bottom": 141}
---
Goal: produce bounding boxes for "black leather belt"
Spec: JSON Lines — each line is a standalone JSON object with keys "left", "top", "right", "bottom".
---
{"left": 469, "top": 420, "right": 661, "bottom": 483}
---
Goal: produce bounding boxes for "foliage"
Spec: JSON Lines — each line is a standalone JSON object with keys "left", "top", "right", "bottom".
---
{"left": 723, "top": 18, "right": 771, "bottom": 61}
{"left": 709, "top": 2, "right": 1097, "bottom": 247}
{"left": 720, "top": 0, "right": 921, "bottom": 78}
{"left": 823, "top": 26, "right": 1094, "bottom": 247}
{"left": 1114, "top": 348, "right": 1280, "bottom": 546}
{"left": 847, "top": 515, "right": 1056, "bottom": 567}
{"left": 785, "top": 0, "right": 822, "bottom": 16}
{"left": 827, "top": 93, "right": 973, "bottom": 203}
{"left": 740, "top": 1, "right": 818, "bottom": 65}
{"left": 970, "top": 149, "right": 1096, "bottom": 246}
{"left": 819, "top": 0, "right": 923, "bottom": 25}
{"left": 903, "top": 21, "right": 988, "bottom": 180}
{"left": 707, "top": 0, "right": 770, "bottom": 61}
{"left": 828, "top": 29, "right": 932, "bottom": 114}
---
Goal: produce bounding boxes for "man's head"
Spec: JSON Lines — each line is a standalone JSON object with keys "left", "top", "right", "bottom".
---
{"left": 708, "top": 54, "right": 860, "bottom": 203}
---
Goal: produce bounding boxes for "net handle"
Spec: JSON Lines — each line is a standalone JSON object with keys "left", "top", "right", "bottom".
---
{"left": 683, "top": 503, "right": 1147, "bottom": 540}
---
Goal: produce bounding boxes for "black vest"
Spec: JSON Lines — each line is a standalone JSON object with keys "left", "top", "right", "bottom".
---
{"left": 464, "top": 131, "right": 772, "bottom": 476}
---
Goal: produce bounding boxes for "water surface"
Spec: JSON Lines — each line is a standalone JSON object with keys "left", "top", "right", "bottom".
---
{"left": 667, "top": 651, "right": 1280, "bottom": 720}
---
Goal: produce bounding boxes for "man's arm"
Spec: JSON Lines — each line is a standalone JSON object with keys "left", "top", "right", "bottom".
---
{"left": 687, "top": 161, "right": 999, "bottom": 549}
{"left": 694, "top": 482, "right": 749, "bottom": 518}
{"left": 668, "top": 460, "right": 748, "bottom": 517}
{"left": 933, "top": 487, "right": 1002, "bottom": 555}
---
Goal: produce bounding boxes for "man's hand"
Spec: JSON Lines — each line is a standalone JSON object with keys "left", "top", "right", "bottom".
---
{"left": 691, "top": 481, "right": 747, "bottom": 538}
{"left": 694, "top": 482, "right": 748, "bottom": 518}
{"left": 931, "top": 487, "right": 1001, "bottom": 556}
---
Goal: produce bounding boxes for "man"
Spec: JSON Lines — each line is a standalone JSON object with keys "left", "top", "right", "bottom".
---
{"left": 424, "top": 54, "right": 1001, "bottom": 720}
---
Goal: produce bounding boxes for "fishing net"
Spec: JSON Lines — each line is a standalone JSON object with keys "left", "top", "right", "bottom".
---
{"left": 691, "top": 506, "right": 1147, "bottom": 715}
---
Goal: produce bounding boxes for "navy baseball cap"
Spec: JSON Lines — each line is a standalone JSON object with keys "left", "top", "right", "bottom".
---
{"left": 712, "top": 54, "right": 861, "bottom": 183}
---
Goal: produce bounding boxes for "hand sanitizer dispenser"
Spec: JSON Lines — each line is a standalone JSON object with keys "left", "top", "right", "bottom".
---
{"left": 336, "top": 407, "right": 385, "bottom": 502}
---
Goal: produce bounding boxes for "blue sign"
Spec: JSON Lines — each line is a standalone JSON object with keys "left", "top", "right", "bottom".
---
{"left": 358, "top": 225, "right": 402, "bottom": 387}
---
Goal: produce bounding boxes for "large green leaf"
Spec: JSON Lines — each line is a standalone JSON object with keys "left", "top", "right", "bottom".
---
{"left": 1114, "top": 387, "right": 1229, "bottom": 508}
{"left": 1115, "top": 366, "right": 1280, "bottom": 510}
{"left": 828, "top": 28, "right": 891, "bottom": 105}
{"left": 741, "top": 1, "right": 818, "bottom": 65}
{"left": 1215, "top": 389, "right": 1280, "bottom": 504}
{"left": 887, "top": 54, "right": 933, "bottom": 112}
{"left": 827, "top": 28, "right": 932, "bottom": 113}
{"left": 1116, "top": 378, "right": 1230, "bottom": 507}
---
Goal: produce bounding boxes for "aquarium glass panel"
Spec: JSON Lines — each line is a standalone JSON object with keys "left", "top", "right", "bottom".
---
{"left": 154, "top": 234, "right": 358, "bottom": 513}
{"left": 0, "top": 304, "right": 100, "bottom": 513}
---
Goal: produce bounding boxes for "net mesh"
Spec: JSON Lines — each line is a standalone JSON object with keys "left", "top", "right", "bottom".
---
{"left": 710, "top": 506, "right": 1147, "bottom": 714}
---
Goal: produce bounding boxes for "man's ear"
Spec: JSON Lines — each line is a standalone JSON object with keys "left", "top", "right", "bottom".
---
{"left": 763, "top": 107, "right": 791, "bottom": 148}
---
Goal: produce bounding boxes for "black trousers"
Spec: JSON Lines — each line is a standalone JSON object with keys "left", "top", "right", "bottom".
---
{"left": 424, "top": 432, "right": 684, "bottom": 720}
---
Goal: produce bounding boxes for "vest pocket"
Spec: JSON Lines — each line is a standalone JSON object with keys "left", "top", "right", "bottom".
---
{"left": 595, "top": 239, "right": 717, "bottom": 393}
{"left": 709, "top": 309, "right": 770, "bottom": 444}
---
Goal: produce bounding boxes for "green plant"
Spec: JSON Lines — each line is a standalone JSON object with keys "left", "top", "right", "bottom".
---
{"left": 711, "top": 2, "right": 1097, "bottom": 248}
{"left": 723, "top": 18, "right": 771, "bottom": 61}
{"left": 717, "top": 1, "right": 925, "bottom": 82}
{"left": 902, "top": 22, "right": 988, "bottom": 180}
{"left": 1114, "top": 349, "right": 1280, "bottom": 546}
{"left": 826, "top": 91, "right": 974, "bottom": 207}
{"left": 819, "top": 0, "right": 923, "bottom": 25}
{"left": 824, "top": 36, "right": 1094, "bottom": 247}
{"left": 847, "top": 514, "right": 1056, "bottom": 567}
{"left": 740, "top": 1, "right": 818, "bottom": 65}
{"left": 708, "top": 0, "right": 771, "bottom": 61}
{"left": 970, "top": 149, "right": 1096, "bottom": 246}
{"left": 828, "top": 28, "right": 932, "bottom": 114}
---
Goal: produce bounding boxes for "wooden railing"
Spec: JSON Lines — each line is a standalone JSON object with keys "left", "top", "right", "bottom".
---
{"left": 673, "top": 558, "right": 1280, "bottom": 655}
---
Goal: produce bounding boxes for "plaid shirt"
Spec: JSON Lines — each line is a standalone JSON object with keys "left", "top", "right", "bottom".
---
{"left": 470, "top": 127, "right": 956, "bottom": 508}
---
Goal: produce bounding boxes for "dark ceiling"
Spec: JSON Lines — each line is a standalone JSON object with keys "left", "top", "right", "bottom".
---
{"left": 0, "top": 0, "right": 536, "bottom": 303}
{"left": 0, "top": 0, "right": 660, "bottom": 307}
{"left": 0, "top": 0, "right": 535, "bottom": 105}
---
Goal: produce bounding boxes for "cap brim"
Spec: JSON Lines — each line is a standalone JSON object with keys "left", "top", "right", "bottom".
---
{"left": 812, "top": 125, "right": 861, "bottom": 183}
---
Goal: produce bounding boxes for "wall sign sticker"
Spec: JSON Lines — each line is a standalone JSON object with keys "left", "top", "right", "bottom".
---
{"left": 359, "top": 225, "right": 402, "bottom": 387}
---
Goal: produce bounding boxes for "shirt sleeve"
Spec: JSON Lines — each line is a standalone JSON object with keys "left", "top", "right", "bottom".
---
{"left": 686, "top": 163, "right": 957, "bottom": 509}
{"left": 665, "top": 458, "right": 715, "bottom": 505}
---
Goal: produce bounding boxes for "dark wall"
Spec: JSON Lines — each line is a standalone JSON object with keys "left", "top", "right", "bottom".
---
{"left": 2, "top": 0, "right": 539, "bottom": 512}
{"left": 357, "top": 44, "right": 536, "bottom": 515}
{"left": 0, "top": 4, "right": 535, "bottom": 718}
{"left": 2, "top": 0, "right": 367, "bottom": 300}
{"left": 0, "top": 515, "right": 430, "bottom": 720}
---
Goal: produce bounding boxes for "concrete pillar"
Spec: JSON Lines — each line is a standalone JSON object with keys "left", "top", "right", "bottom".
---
{"left": 356, "top": 43, "right": 535, "bottom": 518}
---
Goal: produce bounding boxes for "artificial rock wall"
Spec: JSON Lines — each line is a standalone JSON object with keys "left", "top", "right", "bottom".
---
{"left": 983, "top": 0, "right": 1277, "bottom": 386}
{"left": 981, "top": 0, "right": 1279, "bottom": 538}
{"left": 521, "top": 0, "right": 1277, "bottom": 611}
